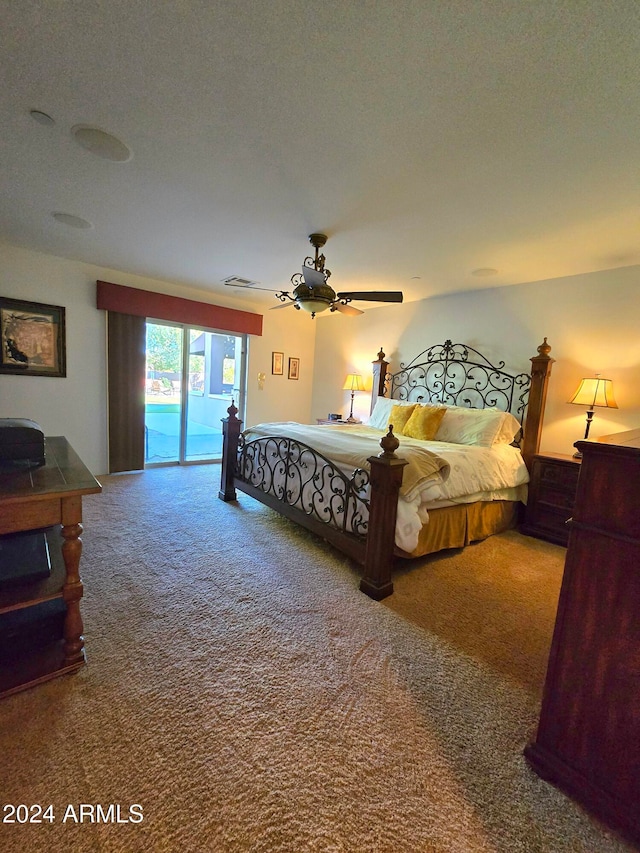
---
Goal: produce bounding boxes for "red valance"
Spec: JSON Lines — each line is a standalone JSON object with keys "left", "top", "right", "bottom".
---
{"left": 96, "top": 280, "right": 263, "bottom": 336}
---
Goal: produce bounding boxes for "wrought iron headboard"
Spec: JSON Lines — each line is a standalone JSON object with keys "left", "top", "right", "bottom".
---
{"left": 387, "top": 340, "right": 531, "bottom": 424}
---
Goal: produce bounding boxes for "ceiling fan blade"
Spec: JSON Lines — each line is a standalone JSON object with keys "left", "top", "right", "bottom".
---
{"left": 269, "top": 302, "right": 296, "bottom": 310}
{"left": 336, "top": 291, "right": 404, "bottom": 303}
{"left": 334, "top": 302, "right": 364, "bottom": 316}
{"left": 302, "top": 266, "right": 327, "bottom": 287}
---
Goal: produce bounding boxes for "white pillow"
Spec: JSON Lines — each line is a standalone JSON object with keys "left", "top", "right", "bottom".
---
{"left": 435, "top": 406, "right": 507, "bottom": 447}
{"left": 494, "top": 412, "right": 522, "bottom": 445}
{"left": 367, "top": 396, "right": 417, "bottom": 431}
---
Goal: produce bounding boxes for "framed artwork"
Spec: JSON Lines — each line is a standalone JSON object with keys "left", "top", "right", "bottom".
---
{"left": 0, "top": 297, "right": 66, "bottom": 377}
{"left": 288, "top": 357, "right": 300, "bottom": 380}
{"left": 271, "top": 351, "right": 284, "bottom": 375}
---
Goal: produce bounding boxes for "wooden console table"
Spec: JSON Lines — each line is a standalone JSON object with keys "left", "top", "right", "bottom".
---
{"left": 0, "top": 437, "right": 101, "bottom": 698}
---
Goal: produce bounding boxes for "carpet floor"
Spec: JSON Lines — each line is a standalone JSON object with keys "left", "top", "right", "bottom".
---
{"left": 0, "top": 464, "right": 635, "bottom": 853}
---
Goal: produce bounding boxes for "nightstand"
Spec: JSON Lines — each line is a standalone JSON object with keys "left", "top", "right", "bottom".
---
{"left": 522, "top": 452, "right": 581, "bottom": 546}
{"left": 316, "top": 418, "right": 362, "bottom": 425}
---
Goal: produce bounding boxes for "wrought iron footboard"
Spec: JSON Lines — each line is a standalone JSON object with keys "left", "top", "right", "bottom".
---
{"left": 236, "top": 435, "right": 371, "bottom": 539}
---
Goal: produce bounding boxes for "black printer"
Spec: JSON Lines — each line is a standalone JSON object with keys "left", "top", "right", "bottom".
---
{"left": 0, "top": 419, "right": 46, "bottom": 472}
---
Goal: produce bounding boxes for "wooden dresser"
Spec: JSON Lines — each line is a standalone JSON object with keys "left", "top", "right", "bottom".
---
{"left": 0, "top": 437, "right": 101, "bottom": 698}
{"left": 525, "top": 431, "right": 640, "bottom": 846}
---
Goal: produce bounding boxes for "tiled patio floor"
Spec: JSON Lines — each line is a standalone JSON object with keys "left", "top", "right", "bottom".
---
{"left": 145, "top": 411, "right": 223, "bottom": 463}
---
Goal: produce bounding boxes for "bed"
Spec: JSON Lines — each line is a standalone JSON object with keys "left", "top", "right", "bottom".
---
{"left": 219, "top": 339, "right": 554, "bottom": 599}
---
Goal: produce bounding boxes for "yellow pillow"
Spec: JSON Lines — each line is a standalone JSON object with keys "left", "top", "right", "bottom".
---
{"left": 387, "top": 404, "right": 417, "bottom": 434}
{"left": 403, "top": 404, "right": 446, "bottom": 441}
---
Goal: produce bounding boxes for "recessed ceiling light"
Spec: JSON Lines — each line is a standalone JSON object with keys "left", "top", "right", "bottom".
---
{"left": 471, "top": 268, "right": 499, "bottom": 277}
{"left": 71, "top": 125, "right": 132, "bottom": 162}
{"left": 52, "top": 212, "right": 94, "bottom": 229}
{"left": 29, "top": 109, "right": 55, "bottom": 126}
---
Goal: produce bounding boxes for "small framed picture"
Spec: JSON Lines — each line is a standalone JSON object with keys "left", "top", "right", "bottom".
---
{"left": 271, "top": 351, "right": 284, "bottom": 375}
{"left": 288, "top": 357, "right": 300, "bottom": 380}
{"left": 0, "top": 297, "right": 66, "bottom": 377}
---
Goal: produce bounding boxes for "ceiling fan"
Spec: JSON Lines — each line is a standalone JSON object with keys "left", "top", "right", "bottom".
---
{"left": 224, "top": 233, "right": 403, "bottom": 318}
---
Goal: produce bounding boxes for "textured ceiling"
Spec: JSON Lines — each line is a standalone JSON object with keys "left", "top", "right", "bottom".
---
{"left": 1, "top": 1, "right": 638, "bottom": 310}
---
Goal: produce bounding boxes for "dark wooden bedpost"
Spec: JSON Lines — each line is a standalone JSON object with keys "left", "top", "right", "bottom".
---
{"left": 370, "top": 347, "right": 389, "bottom": 413}
{"left": 360, "top": 427, "right": 408, "bottom": 600}
{"left": 521, "top": 338, "right": 554, "bottom": 469}
{"left": 218, "top": 400, "right": 242, "bottom": 502}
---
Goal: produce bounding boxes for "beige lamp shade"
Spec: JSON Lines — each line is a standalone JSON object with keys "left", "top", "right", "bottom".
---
{"left": 568, "top": 376, "right": 618, "bottom": 409}
{"left": 343, "top": 373, "right": 365, "bottom": 392}
{"left": 568, "top": 374, "right": 618, "bottom": 457}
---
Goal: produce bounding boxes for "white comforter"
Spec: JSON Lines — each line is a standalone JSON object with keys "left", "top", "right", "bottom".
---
{"left": 242, "top": 422, "right": 529, "bottom": 552}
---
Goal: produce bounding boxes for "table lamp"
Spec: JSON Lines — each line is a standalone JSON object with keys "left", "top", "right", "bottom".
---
{"left": 567, "top": 373, "right": 618, "bottom": 457}
{"left": 343, "top": 373, "right": 365, "bottom": 423}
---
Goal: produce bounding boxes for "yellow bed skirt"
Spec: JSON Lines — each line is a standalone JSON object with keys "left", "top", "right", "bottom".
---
{"left": 397, "top": 500, "right": 520, "bottom": 559}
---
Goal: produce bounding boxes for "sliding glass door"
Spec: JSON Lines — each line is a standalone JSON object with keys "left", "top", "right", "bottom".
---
{"left": 183, "top": 328, "right": 244, "bottom": 462}
{"left": 145, "top": 321, "right": 246, "bottom": 466}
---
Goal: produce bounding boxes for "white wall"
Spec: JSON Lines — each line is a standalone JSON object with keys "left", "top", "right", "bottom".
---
{"left": 311, "top": 266, "right": 640, "bottom": 456}
{"left": 0, "top": 243, "right": 317, "bottom": 474}
{"left": 244, "top": 305, "right": 315, "bottom": 428}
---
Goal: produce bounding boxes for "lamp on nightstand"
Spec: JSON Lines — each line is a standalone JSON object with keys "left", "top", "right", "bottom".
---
{"left": 568, "top": 374, "right": 618, "bottom": 457}
{"left": 343, "top": 373, "right": 365, "bottom": 423}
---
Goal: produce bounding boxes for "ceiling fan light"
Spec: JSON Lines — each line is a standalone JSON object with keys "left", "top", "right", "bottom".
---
{"left": 297, "top": 298, "right": 331, "bottom": 314}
